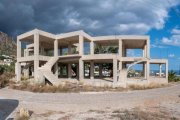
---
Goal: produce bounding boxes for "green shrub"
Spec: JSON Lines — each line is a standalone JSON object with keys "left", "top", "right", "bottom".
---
{"left": 168, "top": 70, "right": 180, "bottom": 82}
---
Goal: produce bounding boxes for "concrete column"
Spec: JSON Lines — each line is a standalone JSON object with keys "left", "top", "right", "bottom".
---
{"left": 68, "top": 63, "right": 71, "bottom": 79}
{"left": 76, "top": 63, "right": 79, "bottom": 79}
{"left": 24, "top": 65, "right": 29, "bottom": 78}
{"left": 34, "top": 32, "right": 39, "bottom": 80}
{"left": 119, "top": 39, "right": 122, "bottom": 57}
{"left": 54, "top": 63, "right": 58, "bottom": 78}
{"left": 79, "top": 59, "right": 84, "bottom": 80}
{"left": 99, "top": 64, "right": 103, "bottom": 78}
{"left": 166, "top": 61, "right": 168, "bottom": 80}
{"left": 144, "top": 44, "right": 147, "bottom": 57}
{"left": 143, "top": 62, "right": 147, "bottom": 79}
{"left": 90, "top": 61, "right": 94, "bottom": 80}
{"left": 16, "top": 62, "right": 21, "bottom": 81}
{"left": 159, "top": 64, "right": 162, "bottom": 77}
{"left": 54, "top": 39, "right": 58, "bottom": 57}
{"left": 113, "top": 59, "right": 118, "bottom": 83}
{"left": 122, "top": 46, "right": 126, "bottom": 57}
{"left": 146, "top": 61, "right": 150, "bottom": 81}
{"left": 119, "top": 61, "right": 122, "bottom": 70}
{"left": 17, "top": 38, "right": 21, "bottom": 58}
{"left": 68, "top": 44, "right": 72, "bottom": 55}
{"left": 90, "top": 41, "right": 94, "bottom": 55}
{"left": 146, "top": 38, "right": 150, "bottom": 58}
{"left": 79, "top": 35, "right": 84, "bottom": 55}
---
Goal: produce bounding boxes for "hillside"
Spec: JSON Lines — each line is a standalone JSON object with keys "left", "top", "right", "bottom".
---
{"left": 0, "top": 32, "right": 16, "bottom": 56}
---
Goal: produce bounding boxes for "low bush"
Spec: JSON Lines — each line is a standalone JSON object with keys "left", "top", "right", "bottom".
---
{"left": 168, "top": 70, "right": 180, "bottom": 82}
{"left": 0, "top": 72, "right": 15, "bottom": 88}
{"left": 10, "top": 82, "right": 126, "bottom": 93}
{"left": 129, "top": 83, "right": 166, "bottom": 90}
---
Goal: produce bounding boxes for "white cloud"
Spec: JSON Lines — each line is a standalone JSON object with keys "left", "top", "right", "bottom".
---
{"left": 171, "top": 28, "right": 180, "bottom": 34}
{"left": 151, "top": 44, "right": 166, "bottom": 48}
{"left": 168, "top": 54, "right": 175, "bottom": 58}
{"left": 162, "top": 28, "right": 180, "bottom": 46}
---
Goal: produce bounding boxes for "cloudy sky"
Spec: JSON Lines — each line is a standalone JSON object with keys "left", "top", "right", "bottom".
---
{"left": 0, "top": 0, "right": 180, "bottom": 70}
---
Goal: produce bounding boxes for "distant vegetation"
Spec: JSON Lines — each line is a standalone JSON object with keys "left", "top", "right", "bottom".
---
{"left": 0, "top": 31, "right": 16, "bottom": 56}
{"left": 168, "top": 70, "right": 180, "bottom": 82}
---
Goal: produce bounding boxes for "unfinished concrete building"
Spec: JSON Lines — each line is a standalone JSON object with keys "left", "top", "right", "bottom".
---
{"left": 16, "top": 29, "right": 168, "bottom": 88}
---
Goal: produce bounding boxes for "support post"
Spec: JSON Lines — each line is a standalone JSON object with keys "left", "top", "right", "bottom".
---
{"left": 54, "top": 63, "right": 58, "bottom": 78}
{"left": 79, "top": 35, "right": 83, "bottom": 55}
{"left": 68, "top": 63, "right": 71, "bottom": 79}
{"left": 79, "top": 59, "right": 84, "bottom": 80}
{"left": 17, "top": 38, "right": 21, "bottom": 58}
{"left": 166, "top": 61, "right": 168, "bottom": 80}
{"left": 159, "top": 64, "right": 162, "bottom": 77}
{"left": 90, "top": 61, "right": 94, "bottom": 80}
{"left": 113, "top": 59, "right": 118, "bottom": 83}
{"left": 24, "top": 65, "right": 29, "bottom": 79}
{"left": 146, "top": 61, "right": 150, "bottom": 82}
{"left": 90, "top": 41, "right": 94, "bottom": 55}
{"left": 54, "top": 39, "right": 58, "bottom": 57}
{"left": 99, "top": 64, "right": 103, "bottom": 78}
{"left": 34, "top": 32, "right": 39, "bottom": 80}
{"left": 119, "top": 39, "right": 122, "bottom": 57}
{"left": 16, "top": 62, "right": 21, "bottom": 81}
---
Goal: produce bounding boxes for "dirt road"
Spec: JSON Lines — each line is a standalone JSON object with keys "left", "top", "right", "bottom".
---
{"left": 0, "top": 83, "right": 180, "bottom": 119}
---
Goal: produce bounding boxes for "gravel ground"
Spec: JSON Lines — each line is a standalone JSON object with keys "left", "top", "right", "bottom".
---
{"left": 0, "top": 83, "right": 180, "bottom": 120}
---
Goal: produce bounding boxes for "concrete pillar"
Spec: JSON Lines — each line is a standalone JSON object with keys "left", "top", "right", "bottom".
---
{"left": 54, "top": 63, "right": 58, "bottom": 78}
{"left": 34, "top": 32, "right": 39, "bottom": 80}
{"left": 24, "top": 65, "right": 29, "bottom": 78}
{"left": 119, "top": 39, "right": 122, "bottom": 57}
{"left": 76, "top": 63, "right": 79, "bottom": 79}
{"left": 144, "top": 44, "right": 147, "bottom": 57}
{"left": 99, "top": 64, "right": 103, "bottom": 78}
{"left": 79, "top": 59, "right": 84, "bottom": 80}
{"left": 79, "top": 35, "right": 84, "bottom": 55}
{"left": 143, "top": 63, "right": 146, "bottom": 78}
{"left": 146, "top": 38, "right": 150, "bottom": 58}
{"left": 17, "top": 38, "right": 21, "bottom": 58}
{"left": 68, "top": 63, "right": 71, "bottom": 79}
{"left": 113, "top": 59, "right": 118, "bottom": 83}
{"left": 122, "top": 46, "right": 126, "bottom": 57}
{"left": 54, "top": 39, "right": 58, "bottom": 57}
{"left": 159, "top": 64, "right": 162, "bottom": 77}
{"left": 16, "top": 62, "right": 21, "bottom": 81}
{"left": 90, "top": 41, "right": 94, "bottom": 55}
{"left": 166, "top": 61, "right": 168, "bottom": 80}
{"left": 90, "top": 61, "right": 94, "bottom": 80}
{"left": 119, "top": 61, "right": 122, "bottom": 70}
{"left": 146, "top": 61, "right": 150, "bottom": 81}
{"left": 68, "top": 44, "right": 72, "bottom": 55}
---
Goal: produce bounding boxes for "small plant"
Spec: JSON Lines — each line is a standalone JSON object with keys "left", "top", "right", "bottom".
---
{"left": 129, "top": 83, "right": 166, "bottom": 90}
{"left": 168, "top": 70, "right": 180, "bottom": 82}
{"left": 16, "top": 108, "right": 30, "bottom": 120}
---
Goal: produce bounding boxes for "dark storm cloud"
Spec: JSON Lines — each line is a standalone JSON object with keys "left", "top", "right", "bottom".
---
{"left": 0, "top": 0, "right": 179, "bottom": 37}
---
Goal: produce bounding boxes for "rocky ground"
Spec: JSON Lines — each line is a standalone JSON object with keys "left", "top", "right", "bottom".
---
{"left": 0, "top": 83, "right": 180, "bottom": 120}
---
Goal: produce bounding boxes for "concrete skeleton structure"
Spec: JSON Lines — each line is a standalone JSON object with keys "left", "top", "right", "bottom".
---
{"left": 16, "top": 29, "right": 168, "bottom": 88}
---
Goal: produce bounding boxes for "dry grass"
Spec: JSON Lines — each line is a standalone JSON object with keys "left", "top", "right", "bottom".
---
{"left": 0, "top": 72, "right": 15, "bottom": 88}
{"left": 129, "top": 83, "right": 167, "bottom": 90}
{"left": 15, "top": 108, "right": 32, "bottom": 120}
{"left": 10, "top": 81, "right": 127, "bottom": 93}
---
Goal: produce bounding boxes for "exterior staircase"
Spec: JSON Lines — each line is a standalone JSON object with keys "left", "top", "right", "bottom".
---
{"left": 38, "top": 57, "right": 59, "bottom": 85}
{"left": 118, "top": 58, "right": 148, "bottom": 88}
